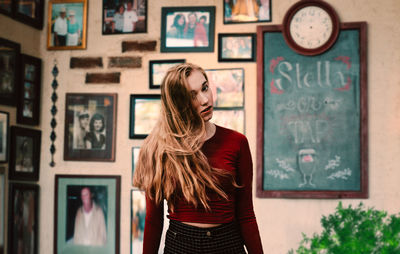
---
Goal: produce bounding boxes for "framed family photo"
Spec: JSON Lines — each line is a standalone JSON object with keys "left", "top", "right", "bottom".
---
{"left": 129, "top": 94, "right": 161, "bottom": 139}
{"left": 64, "top": 93, "right": 117, "bottom": 161}
{"left": 0, "top": 37, "right": 20, "bottom": 106}
{"left": 131, "top": 189, "right": 145, "bottom": 254}
{"left": 9, "top": 126, "right": 41, "bottom": 181}
{"left": 161, "top": 6, "right": 215, "bottom": 52}
{"left": 149, "top": 59, "right": 185, "bottom": 89}
{"left": 54, "top": 175, "right": 121, "bottom": 254}
{"left": 102, "top": 0, "right": 147, "bottom": 34}
{"left": 0, "top": 111, "right": 9, "bottom": 163}
{"left": 7, "top": 182, "right": 39, "bottom": 254}
{"left": 0, "top": 167, "right": 5, "bottom": 254}
{"left": 47, "top": 0, "right": 88, "bottom": 50}
{"left": 14, "top": 0, "right": 45, "bottom": 29}
{"left": 218, "top": 33, "right": 256, "bottom": 62}
{"left": 17, "top": 54, "right": 42, "bottom": 126}
{"left": 224, "top": 0, "right": 271, "bottom": 24}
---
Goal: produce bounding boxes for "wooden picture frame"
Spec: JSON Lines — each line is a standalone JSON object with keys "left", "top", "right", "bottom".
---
{"left": 0, "top": 37, "right": 20, "bottom": 106}
{"left": 102, "top": 0, "right": 147, "bottom": 34}
{"left": 161, "top": 6, "right": 215, "bottom": 52}
{"left": 17, "top": 54, "right": 42, "bottom": 125}
{"left": 64, "top": 93, "right": 117, "bottom": 161}
{"left": 47, "top": 0, "right": 88, "bottom": 50}
{"left": 130, "top": 189, "right": 145, "bottom": 254}
{"left": 224, "top": 0, "right": 271, "bottom": 24}
{"left": 129, "top": 94, "right": 161, "bottom": 139}
{"left": 0, "top": 111, "right": 9, "bottom": 163}
{"left": 149, "top": 59, "right": 185, "bottom": 89}
{"left": 54, "top": 175, "right": 121, "bottom": 254}
{"left": 0, "top": 167, "right": 5, "bottom": 254}
{"left": 14, "top": 0, "right": 45, "bottom": 29}
{"left": 131, "top": 146, "right": 140, "bottom": 186}
{"left": 9, "top": 126, "right": 41, "bottom": 181}
{"left": 218, "top": 33, "right": 256, "bottom": 62}
{"left": 256, "top": 23, "right": 368, "bottom": 198}
{"left": 7, "top": 182, "right": 39, "bottom": 254}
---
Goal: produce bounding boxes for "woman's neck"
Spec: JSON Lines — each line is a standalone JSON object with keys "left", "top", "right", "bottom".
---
{"left": 203, "top": 122, "right": 216, "bottom": 141}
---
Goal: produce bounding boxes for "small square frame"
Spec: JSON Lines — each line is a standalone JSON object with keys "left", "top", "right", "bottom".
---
{"left": 149, "top": 59, "right": 185, "bottom": 89}
{"left": 129, "top": 94, "right": 161, "bottom": 139}
{"left": 218, "top": 33, "right": 256, "bottom": 62}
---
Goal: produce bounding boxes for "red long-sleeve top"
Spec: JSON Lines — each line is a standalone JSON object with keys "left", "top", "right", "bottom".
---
{"left": 143, "top": 125, "right": 264, "bottom": 253}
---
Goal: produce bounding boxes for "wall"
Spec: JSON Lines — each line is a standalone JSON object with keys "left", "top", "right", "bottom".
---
{"left": 1, "top": 0, "right": 400, "bottom": 253}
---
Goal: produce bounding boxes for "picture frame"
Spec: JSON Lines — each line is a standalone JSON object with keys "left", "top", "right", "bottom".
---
{"left": 223, "top": 0, "right": 271, "bottom": 24}
{"left": 9, "top": 126, "right": 41, "bottom": 181}
{"left": 0, "top": 167, "right": 5, "bottom": 254}
{"left": 14, "top": 0, "right": 45, "bottom": 29}
{"left": 7, "top": 182, "right": 39, "bottom": 254}
{"left": 17, "top": 54, "right": 42, "bottom": 126}
{"left": 205, "top": 68, "right": 244, "bottom": 108}
{"left": 0, "top": 111, "right": 9, "bottom": 163}
{"left": 218, "top": 33, "right": 256, "bottom": 62}
{"left": 212, "top": 109, "right": 245, "bottom": 134}
{"left": 64, "top": 93, "right": 117, "bottom": 161}
{"left": 0, "top": 0, "right": 12, "bottom": 17}
{"left": 54, "top": 175, "right": 121, "bottom": 254}
{"left": 102, "top": 0, "right": 147, "bottom": 35}
{"left": 129, "top": 94, "right": 161, "bottom": 139}
{"left": 149, "top": 59, "right": 185, "bottom": 89}
{"left": 130, "top": 189, "right": 145, "bottom": 254}
{"left": 0, "top": 37, "right": 20, "bottom": 106}
{"left": 131, "top": 146, "right": 140, "bottom": 186}
{"left": 47, "top": 0, "right": 88, "bottom": 50}
{"left": 161, "top": 6, "right": 215, "bottom": 52}
{"left": 256, "top": 23, "right": 368, "bottom": 198}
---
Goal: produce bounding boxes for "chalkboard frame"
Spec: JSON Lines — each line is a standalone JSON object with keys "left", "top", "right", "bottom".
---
{"left": 256, "top": 22, "right": 368, "bottom": 199}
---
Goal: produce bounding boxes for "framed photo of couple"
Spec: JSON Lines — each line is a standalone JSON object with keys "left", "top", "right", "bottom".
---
{"left": 63, "top": 93, "right": 117, "bottom": 161}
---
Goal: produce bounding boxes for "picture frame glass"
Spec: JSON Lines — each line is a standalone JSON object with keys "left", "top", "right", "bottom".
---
{"left": 224, "top": 0, "right": 271, "bottom": 23}
{"left": 15, "top": 136, "right": 34, "bottom": 173}
{"left": 219, "top": 35, "right": 254, "bottom": 60}
{"left": 149, "top": 60, "right": 185, "bottom": 89}
{"left": 16, "top": 0, "right": 37, "bottom": 18}
{"left": 130, "top": 96, "right": 161, "bottom": 138}
{"left": 212, "top": 109, "right": 244, "bottom": 134}
{"left": 131, "top": 189, "right": 146, "bottom": 254}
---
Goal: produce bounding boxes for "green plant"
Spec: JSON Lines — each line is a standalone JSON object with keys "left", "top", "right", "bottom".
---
{"left": 289, "top": 202, "right": 400, "bottom": 254}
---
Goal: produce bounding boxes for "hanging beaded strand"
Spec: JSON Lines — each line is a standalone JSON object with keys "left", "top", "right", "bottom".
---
{"left": 50, "top": 60, "right": 59, "bottom": 167}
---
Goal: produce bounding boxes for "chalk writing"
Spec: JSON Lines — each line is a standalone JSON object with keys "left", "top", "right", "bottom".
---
{"left": 325, "top": 155, "right": 341, "bottom": 170}
{"left": 327, "top": 168, "right": 352, "bottom": 180}
{"left": 266, "top": 170, "right": 290, "bottom": 180}
{"left": 276, "top": 158, "right": 295, "bottom": 172}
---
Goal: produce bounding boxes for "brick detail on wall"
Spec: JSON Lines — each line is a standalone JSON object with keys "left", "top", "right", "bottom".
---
{"left": 70, "top": 57, "right": 103, "bottom": 68}
{"left": 122, "top": 40, "right": 157, "bottom": 52}
{"left": 85, "top": 72, "right": 121, "bottom": 84}
{"left": 108, "top": 56, "right": 142, "bottom": 68}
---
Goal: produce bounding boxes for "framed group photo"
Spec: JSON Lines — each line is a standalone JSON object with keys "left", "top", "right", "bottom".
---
{"left": 0, "top": 111, "right": 9, "bottom": 163}
{"left": 64, "top": 93, "right": 117, "bottom": 161}
{"left": 0, "top": 37, "right": 20, "bottom": 106}
{"left": 54, "top": 175, "right": 121, "bottom": 254}
{"left": 161, "top": 6, "right": 215, "bottom": 52}
{"left": 149, "top": 59, "right": 185, "bottom": 89}
{"left": 224, "top": 0, "right": 271, "bottom": 24}
{"left": 102, "top": 0, "right": 147, "bottom": 34}
{"left": 218, "top": 33, "right": 256, "bottom": 62}
{"left": 47, "top": 0, "right": 88, "bottom": 50}
{"left": 129, "top": 94, "right": 161, "bottom": 139}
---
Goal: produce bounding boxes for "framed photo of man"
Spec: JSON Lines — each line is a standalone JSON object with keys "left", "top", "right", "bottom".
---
{"left": 0, "top": 37, "right": 20, "bottom": 106}
{"left": 0, "top": 111, "right": 9, "bottom": 163}
{"left": 47, "top": 0, "right": 88, "bottom": 50}
{"left": 54, "top": 175, "right": 121, "bottom": 254}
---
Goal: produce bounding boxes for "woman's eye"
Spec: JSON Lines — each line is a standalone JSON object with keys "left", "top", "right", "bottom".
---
{"left": 202, "top": 84, "right": 209, "bottom": 92}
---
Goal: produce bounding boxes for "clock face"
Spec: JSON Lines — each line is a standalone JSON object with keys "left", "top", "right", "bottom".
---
{"left": 289, "top": 6, "right": 333, "bottom": 49}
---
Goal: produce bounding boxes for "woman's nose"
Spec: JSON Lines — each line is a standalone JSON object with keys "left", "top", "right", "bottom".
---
{"left": 198, "top": 93, "right": 208, "bottom": 105}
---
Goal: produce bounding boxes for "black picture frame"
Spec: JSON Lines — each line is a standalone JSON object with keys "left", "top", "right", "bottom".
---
{"left": 0, "top": 37, "right": 20, "bottom": 106}
{"left": 218, "top": 33, "right": 256, "bottom": 62}
{"left": 7, "top": 182, "right": 39, "bottom": 254}
{"left": 64, "top": 93, "right": 117, "bottom": 161}
{"left": 223, "top": 0, "right": 271, "bottom": 24}
{"left": 0, "top": 111, "right": 9, "bottom": 163}
{"left": 149, "top": 59, "right": 185, "bottom": 89}
{"left": 17, "top": 54, "right": 42, "bottom": 126}
{"left": 14, "top": 0, "right": 44, "bottom": 29}
{"left": 161, "top": 6, "right": 215, "bottom": 52}
{"left": 129, "top": 94, "right": 161, "bottom": 139}
{"left": 9, "top": 126, "right": 41, "bottom": 181}
{"left": 102, "top": 0, "right": 147, "bottom": 35}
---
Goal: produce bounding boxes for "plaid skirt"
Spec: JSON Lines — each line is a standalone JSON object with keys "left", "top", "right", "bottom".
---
{"left": 164, "top": 220, "right": 247, "bottom": 254}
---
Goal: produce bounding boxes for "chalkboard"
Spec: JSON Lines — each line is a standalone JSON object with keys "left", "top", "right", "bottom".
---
{"left": 256, "top": 23, "right": 368, "bottom": 198}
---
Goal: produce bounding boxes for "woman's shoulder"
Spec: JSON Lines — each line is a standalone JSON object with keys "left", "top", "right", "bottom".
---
{"left": 214, "top": 124, "right": 247, "bottom": 142}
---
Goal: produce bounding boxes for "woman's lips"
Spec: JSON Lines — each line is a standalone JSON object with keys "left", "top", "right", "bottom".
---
{"left": 201, "top": 106, "right": 212, "bottom": 114}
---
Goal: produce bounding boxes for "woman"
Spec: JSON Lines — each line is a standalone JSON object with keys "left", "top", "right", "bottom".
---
{"left": 167, "top": 14, "right": 186, "bottom": 38}
{"left": 111, "top": 4, "right": 125, "bottom": 33}
{"left": 133, "top": 63, "right": 263, "bottom": 253}
{"left": 66, "top": 10, "right": 81, "bottom": 46}
{"left": 84, "top": 113, "right": 106, "bottom": 150}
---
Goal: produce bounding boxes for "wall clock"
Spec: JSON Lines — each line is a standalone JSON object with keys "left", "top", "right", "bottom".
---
{"left": 282, "top": 0, "right": 340, "bottom": 56}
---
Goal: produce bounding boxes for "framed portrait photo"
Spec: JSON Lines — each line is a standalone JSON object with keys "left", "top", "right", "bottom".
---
{"left": 224, "top": 0, "right": 271, "bottom": 24}
{"left": 54, "top": 175, "right": 121, "bottom": 254}
{"left": 102, "top": 0, "right": 147, "bottom": 35}
{"left": 14, "top": 0, "right": 45, "bottom": 29}
{"left": 64, "top": 93, "right": 117, "bottom": 161}
{"left": 0, "top": 167, "right": 5, "bottom": 254}
{"left": 0, "top": 37, "right": 20, "bottom": 106}
{"left": 7, "top": 182, "right": 39, "bottom": 254}
{"left": 47, "top": 0, "right": 88, "bottom": 50}
{"left": 9, "top": 126, "right": 41, "bottom": 181}
{"left": 131, "top": 146, "right": 140, "bottom": 186}
{"left": 161, "top": 6, "right": 215, "bottom": 52}
{"left": 131, "top": 189, "right": 145, "bottom": 254}
{"left": 149, "top": 59, "right": 185, "bottom": 89}
{"left": 0, "top": 111, "right": 9, "bottom": 163}
{"left": 212, "top": 109, "right": 245, "bottom": 134}
{"left": 17, "top": 54, "right": 42, "bottom": 126}
{"left": 129, "top": 94, "right": 161, "bottom": 139}
{"left": 218, "top": 33, "right": 256, "bottom": 62}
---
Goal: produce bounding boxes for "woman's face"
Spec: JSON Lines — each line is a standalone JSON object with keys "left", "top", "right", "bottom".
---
{"left": 178, "top": 15, "right": 184, "bottom": 25}
{"left": 187, "top": 70, "right": 213, "bottom": 122}
{"left": 119, "top": 6, "right": 124, "bottom": 13}
{"left": 94, "top": 119, "right": 103, "bottom": 131}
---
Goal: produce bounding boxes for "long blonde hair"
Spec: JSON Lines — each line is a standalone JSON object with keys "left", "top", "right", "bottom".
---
{"left": 133, "top": 63, "right": 232, "bottom": 211}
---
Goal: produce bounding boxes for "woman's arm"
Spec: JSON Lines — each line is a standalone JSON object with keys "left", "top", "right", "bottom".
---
{"left": 143, "top": 195, "right": 164, "bottom": 254}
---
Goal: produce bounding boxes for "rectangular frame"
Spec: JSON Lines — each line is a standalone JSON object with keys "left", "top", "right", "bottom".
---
{"left": 102, "top": 0, "right": 147, "bottom": 35}
{"left": 218, "top": 33, "right": 256, "bottom": 62}
{"left": 0, "top": 167, "right": 5, "bottom": 254}
{"left": 129, "top": 94, "right": 161, "bottom": 139}
{"left": 0, "top": 0, "right": 12, "bottom": 16}
{"left": 17, "top": 54, "right": 42, "bottom": 125}
{"left": 47, "top": 0, "right": 88, "bottom": 50}
{"left": 161, "top": 6, "right": 215, "bottom": 52}
{"left": 14, "top": 0, "right": 44, "bottom": 29}
{"left": 9, "top": 126, "right": 41, "bottom": 181}
{"left": 7, "top": 182, "right": 39, "bottom": 254}
{"left": 130, "top": 189, "right": 145, "bottom": 254}
{"left": 223, "top": 0, "right": 271, "bottom": 24}
{"left": 54, "top": 175, "right": 121, "bottom": 254}
{"left": 149, "top": 59, "right": 185, "bottom": 89}
{"left": 0, "top": 111, "right": 9, "bottom": 162}
{"left": 0, "top": 37, "right": 20, "bottom": 106}
{"left": 64, "top": 93, "right": 117, "bottom": 161}
{"left": 256, "top": 23, "right": 368, "bottom": 198}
